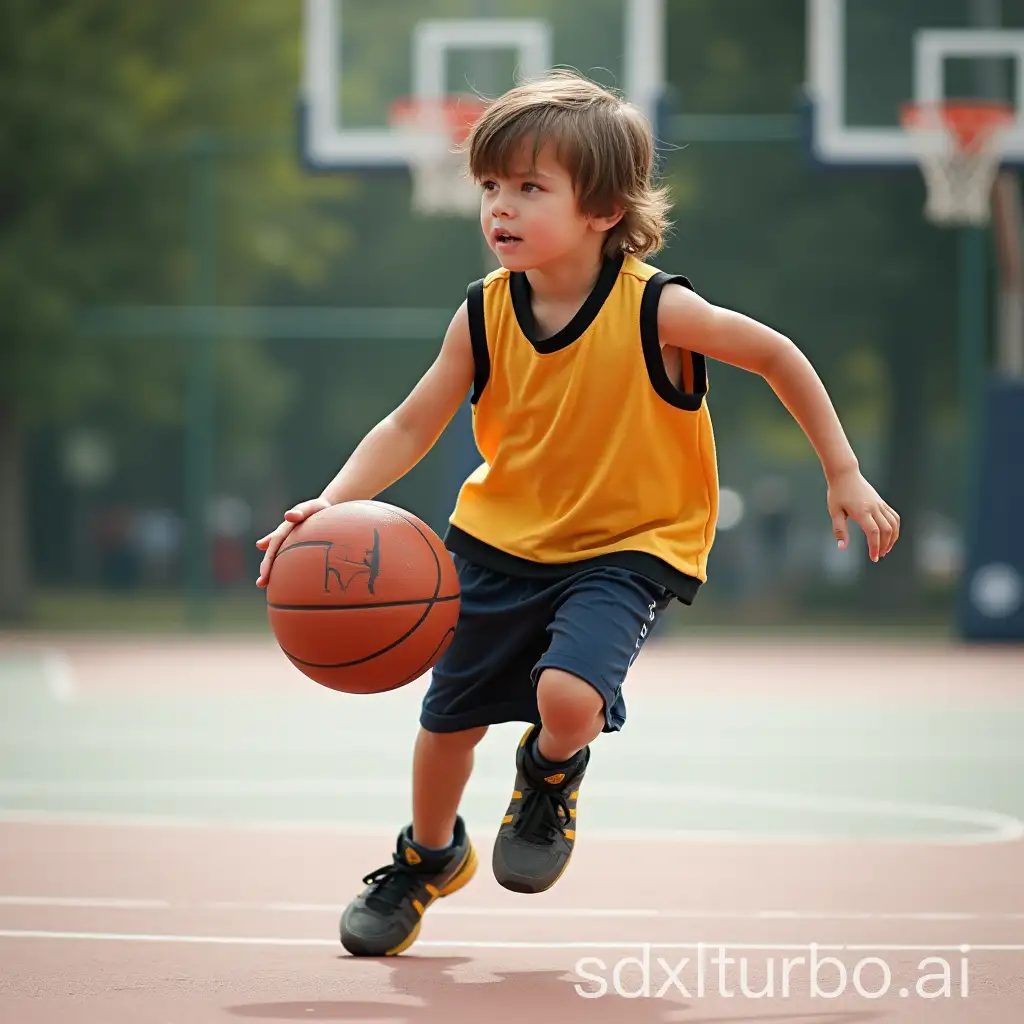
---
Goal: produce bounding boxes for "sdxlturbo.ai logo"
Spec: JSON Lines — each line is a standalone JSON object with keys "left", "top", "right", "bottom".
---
{"left": 572, "top": 944, "right": 971, "bottom": 1002}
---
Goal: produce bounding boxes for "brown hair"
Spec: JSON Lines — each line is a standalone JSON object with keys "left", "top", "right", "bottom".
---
{"left": 465, "top": 70, "right": 671, "bottom": 259}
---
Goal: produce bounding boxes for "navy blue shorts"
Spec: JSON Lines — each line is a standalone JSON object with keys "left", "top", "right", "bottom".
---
{"left": 419, "top": 555, "right": 674, "bottom": 735}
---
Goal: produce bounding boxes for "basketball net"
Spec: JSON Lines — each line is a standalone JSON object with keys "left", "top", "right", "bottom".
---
{"left": 901, "top": 102, "right": 1015, "bottom": 226}
{"left": 389, "top": 97, "right": 488, "bottom": 217}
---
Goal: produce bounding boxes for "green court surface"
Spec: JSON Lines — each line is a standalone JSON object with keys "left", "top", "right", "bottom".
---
{"left": 1, "top": 644, "right": 1022, "bottom": 846}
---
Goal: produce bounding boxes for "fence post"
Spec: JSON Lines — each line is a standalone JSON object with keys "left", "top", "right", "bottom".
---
{"left": 184, "top": 134, "right": 218, "bottom": 628}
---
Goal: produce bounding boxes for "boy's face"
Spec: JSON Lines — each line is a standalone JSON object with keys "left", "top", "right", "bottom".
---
{"left": 478, "top": 139, "right": 614, "bottom": 271}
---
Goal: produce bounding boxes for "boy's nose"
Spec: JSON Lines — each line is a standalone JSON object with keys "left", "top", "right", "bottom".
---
{"left": 488, "top": 194, "right": 516, "bottom": 219}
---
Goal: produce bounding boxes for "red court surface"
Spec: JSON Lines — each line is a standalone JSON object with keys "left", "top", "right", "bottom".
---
{"left": 5, "top": 632, "right": 1024, "bottom": 698}
{"left": 2, "top": 819, "right": 1024, "bottom": 1022}
{"left": 1, "top": 635, "right": 1023, "bottom": 1021}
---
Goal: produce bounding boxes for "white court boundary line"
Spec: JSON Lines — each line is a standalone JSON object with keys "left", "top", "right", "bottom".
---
{"left": 0, "top": 896, "right": 172, "bottom": 910}
{"left": 2, "top": 896, "right": 1024, "bottom": 922}
{"left": 3, "top": 726, "right": 1024, "bottom": 762}
{"left": 0, "top": 648, "right": 77, "bottom": 703}
{"left": 0, "top": 780, "right": 1020, "bottom": 845}
{"left": 0, "top": 809, "right": 870, "bottom": 846}
{"left": 0, "top": 805, "right": 1020, "bottom": 846}
{"left": 40, "top": 648, "right": 76, "bottom": 703}
{"left": 0, "top": 929, "right": 1022, "bottom": 952}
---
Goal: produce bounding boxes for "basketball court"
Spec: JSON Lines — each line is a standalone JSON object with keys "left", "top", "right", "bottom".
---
{"left": 5, "top": 0, "right": 1024, "bottom": 1020}
{"left": 1, "top": 635, "right": 1023, "bottom": 1021}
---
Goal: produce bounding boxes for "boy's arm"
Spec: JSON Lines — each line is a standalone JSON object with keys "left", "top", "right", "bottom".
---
{"left": 256, "top": 302, "right": 475, "bottom": 587}
{"left": 317, "top": 300, "right": 475, "bottom": 504}
{"left": 657, "top": 285, "right": 900, "bottom": 562}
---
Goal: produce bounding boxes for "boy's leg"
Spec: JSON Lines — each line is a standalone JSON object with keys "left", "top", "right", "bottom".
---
{"left": 340, "top": 555, "right": 551, "bottom": 956}
{"left": 492, "top": 566, "right": 672, "bottom": 894}
{"left": 412, "top": 724, "right": 488, "bottom": 849}
{"left": 339, "top": 725, "right": 485, "bottom": 958}
{"left": 534, "top": 668, "right": 605, "bottom": 762}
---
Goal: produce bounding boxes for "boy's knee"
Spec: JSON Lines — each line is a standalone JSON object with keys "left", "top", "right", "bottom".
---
{"left": 536, "top": 668, "right": 604, "bottom": 733}
{"left": 419, "top": 724, "right": 488, "bottom": 751}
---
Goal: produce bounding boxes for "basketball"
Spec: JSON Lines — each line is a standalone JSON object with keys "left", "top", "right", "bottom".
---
{"left": 265, "top": 501, "right": 460, "bottom": 694}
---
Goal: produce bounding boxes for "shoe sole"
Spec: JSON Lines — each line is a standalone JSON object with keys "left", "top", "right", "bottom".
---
{"left": 492, "top": 846, "right": 574, "bottom": 894}
{"left": 379, "top": 842, "right": 479, "bottom": 956}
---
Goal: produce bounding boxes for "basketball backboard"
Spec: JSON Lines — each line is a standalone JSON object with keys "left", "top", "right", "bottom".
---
{"left": 806, "top": 0, "right": 1024, "bottom": 168}
{"left": 299, "top": 0, "right": 666, "bottom": 177}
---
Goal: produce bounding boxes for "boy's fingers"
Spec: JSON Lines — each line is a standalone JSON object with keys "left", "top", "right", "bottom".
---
{"left": 881, "top": 507, "right": 900, "bottom": 552}
{"left": 256, "top": 501, "right": 327, "bottom": 587}
{"left": 858, "top": 511, "right": 884, "bottom": 561}
{"left": 832, "top": 512, "right": 848, "bottom": 550}
{"left": 257, "top": 536, "right": 286, "bottom": 586}
{"left": 287, "top": 499, "right": 330, "bottom": 522}
{"left": 256, "top": 528, "right": 284, "bottom": 551}
{"left": 259, "top": 516, "right": 296, "bottom": 546}
{"left": 878, "top": 508, "right": 896, "bottom": 553}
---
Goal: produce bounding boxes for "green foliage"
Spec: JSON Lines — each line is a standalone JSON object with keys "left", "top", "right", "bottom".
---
{"left": 0, "top": 0, "right": 351, "bottom": 429}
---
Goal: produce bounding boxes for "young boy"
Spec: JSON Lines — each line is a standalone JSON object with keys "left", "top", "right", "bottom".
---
{"left": 256, "top": 71, "right": 899, "bottom": 957}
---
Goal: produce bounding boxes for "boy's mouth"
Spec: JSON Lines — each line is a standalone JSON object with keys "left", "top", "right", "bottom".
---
{"left": 491, "top": 228, "right": 522, "bottom": 246}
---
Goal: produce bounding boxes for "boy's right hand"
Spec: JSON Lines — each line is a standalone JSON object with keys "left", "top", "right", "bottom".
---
{"left": 255, "top": 498, "right": 332, "bottom": 588}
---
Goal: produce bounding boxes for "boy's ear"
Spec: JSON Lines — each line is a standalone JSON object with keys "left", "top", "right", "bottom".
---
{"left": 588, "top": 206, "right": 625, "bottom": 233}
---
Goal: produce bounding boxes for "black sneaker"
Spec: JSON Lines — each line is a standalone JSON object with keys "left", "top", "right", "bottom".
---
{"left": 492, "top": 725, "right": 589, "bottom": 894}
{"left": 339, "top": 815, "right": 477, "bottom": 956}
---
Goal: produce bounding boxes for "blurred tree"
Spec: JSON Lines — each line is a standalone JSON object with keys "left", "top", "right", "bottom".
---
{"left": 0, "top": 1, "right": 351, "bottom": 619}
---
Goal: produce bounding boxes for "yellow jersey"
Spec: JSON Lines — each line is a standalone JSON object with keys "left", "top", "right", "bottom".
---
{"left": 445, "top": 252, "right": 719, "bottom": 604}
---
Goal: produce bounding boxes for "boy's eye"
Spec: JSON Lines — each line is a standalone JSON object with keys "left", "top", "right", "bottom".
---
{"left": 479, "top": 179, "right": 541, "bottom": 193}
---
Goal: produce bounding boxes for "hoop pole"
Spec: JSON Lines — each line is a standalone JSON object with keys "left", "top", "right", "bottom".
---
{"left": 991, "top": 170, "right": 1024, "bottom": 379}
{"left": 185, "top": 135, "right": 218, "bottom": 630}
{"left": 958, "top": 224, "right": 988, "bottom": 514}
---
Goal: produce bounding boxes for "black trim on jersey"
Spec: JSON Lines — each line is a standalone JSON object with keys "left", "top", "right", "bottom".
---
{"left": 466, "top": 278, "right": 490, "bottom": 404}
{"left": 444, "top": 524, "right": 702, "bottom": 605}
{"left": 509, "top": 252, "right": 625, "bottom": 354}
{"left": 640, "top": 272, "right": 709, "bottom": 411}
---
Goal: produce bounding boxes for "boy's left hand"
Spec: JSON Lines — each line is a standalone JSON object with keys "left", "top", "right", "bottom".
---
{"left": 827, "top": 469, "right": 900, "bottom": 563}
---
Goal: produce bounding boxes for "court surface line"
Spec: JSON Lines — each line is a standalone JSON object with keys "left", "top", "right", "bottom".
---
{"left": 4, "top": 727, "right": 1024, "bottom": 761}
{"left": 2, "top": 896, "right": 1023, "bottom": 922}
{"left": 39, "top": 648, "right": 77, "bottom": 703}
{"left": 0, "top": 780, "right": 1020, "bottom": 845}
{"left": 0, "top": 896, "right": 172, "bottom": 909}
{"left": 0, "top": 930, "right": 1022, "bottom": 953}
{"left": 0, "top": 806, "right": 1018, "bottom": 846}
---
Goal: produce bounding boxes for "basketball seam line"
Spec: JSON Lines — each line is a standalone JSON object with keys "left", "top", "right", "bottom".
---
{"left": 266, "top": 594, "right": 459, "bottom": 611}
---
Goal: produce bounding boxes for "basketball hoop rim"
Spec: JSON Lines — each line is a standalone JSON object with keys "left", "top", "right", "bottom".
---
{"left": 388, "top": 95, "right": 489, "bottom": 145}
{"left": 900, "top": 100, "right": 1016, "bottom": 150}
{"left": 386, "top": 95, "right": 487, "bottom": 217}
